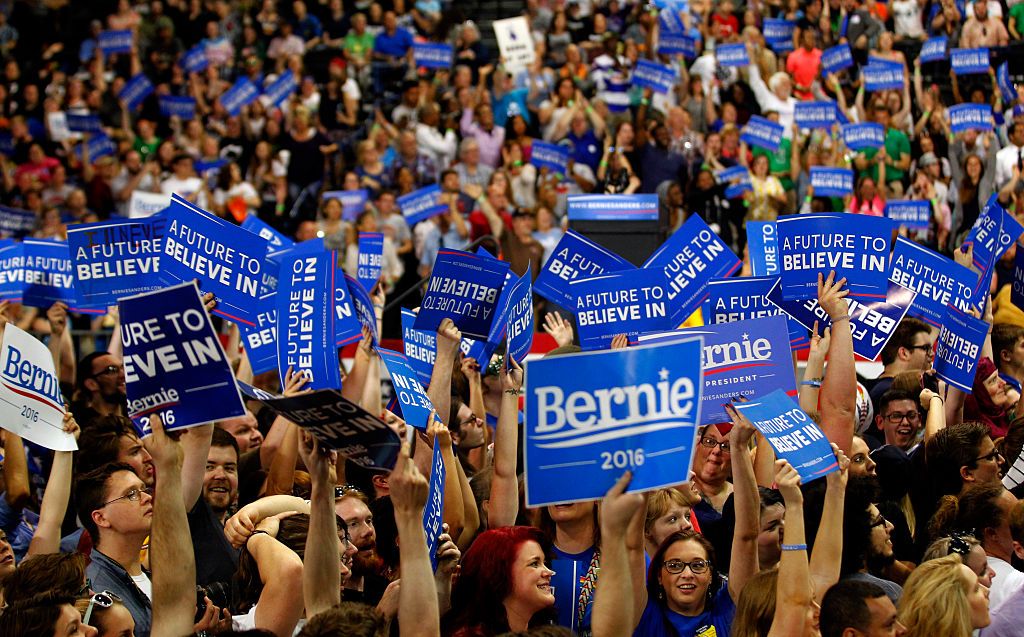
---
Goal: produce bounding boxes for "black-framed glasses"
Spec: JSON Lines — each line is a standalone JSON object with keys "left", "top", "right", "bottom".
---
{"left": 975, "top": 449, "right": 1002, "bottom": 463}
{"left": 882, "top": 411, "right": 920, "bottom": 424}
{"left": 663, "top": 558, "right": 710, "bottom": 575}
{"left": 101, "top": 487, "right": 151, "bottom": 508}
{"left": 334, "top": 485, "right": 363, "bottom": 500}
{"left": 460, "top": 414, "right": 483, "bottom": 428}
{"left": 91, "top": 364, "right": 123, "bottom": 378}
{"left": 905, "top": 344, "right": 934, "bottom": 356}
{"left": 83, "top": 590, "right": 121, "bottom": 625}
{"left": 869, "top": 513, "right": 888, "bottom": 529}
{"left": 699, "top": 436, "right": 731, "bottom": 453}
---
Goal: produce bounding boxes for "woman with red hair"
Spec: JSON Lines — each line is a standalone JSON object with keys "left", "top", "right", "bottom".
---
{"left": 442, "top": 526, "right": 557, "bottom": 636}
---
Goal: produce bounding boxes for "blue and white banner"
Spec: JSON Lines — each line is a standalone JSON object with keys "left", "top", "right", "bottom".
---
{"left": 862, "top": 63, "right": 904, "bottom": 91}
{"left": 747, "top": 221, "right": 779, "bottom": 277}
{"left": 733, "top": 390, "right": 838, "bottom": 482}
{"left": 767, "top": 36, "right": 794, "bottom": 54}
{"left": 716, "top": 43, "right": 750, "bottom": 67}
{"left": 98, "top": 30, "right": 133, "bottom": 55}
{"left": 506, "top": 269, "right": 534, "bottom": 363}
{"left": 998, "top": 62, "right": 1016, "bottom": 105}
{"left": 1013, "top": 246, "right": 1024, "bottom": 313}
{"left": 357, "top": 232, "right": 384, "bottom": 294}
{"left": 821, "top": 44, "right": 854, "bottom": 75}
{"left": 398, "top": 185, "right": 447, "bottom": 226}
{"left": 240, "top": 215, "right": 293, "bottom": 251}
{"left": 81, "top": 134, "right": 117, "bottom": 162}
{"left": 638, "top": 316, "right": 797, "bottom": 425}
{"left": 717, "top": 166, "right": 752, "bottom": 199}
{"left": 415, "top": 249, "right": 509, "bottom": 339}
{"left": 262, "top": 70, "right": 297, "bottom": 107}
{"left": 378, "top": 348, "right": 434, "bottom": 429}
{"left": 534, "top": 230, "right": 633, "bottom": 308}
{"left": 220, "top": 77, "right": 260, "bottom": 116}
{"left": 0, "top": 324, "right": 74, "bottom": 451}
{"left": 706, "top": 276, "right": 809, "bottom": 351}
{"left": 0, "top": 241, "right": 23, "bottom": 303}
{"left": 180, "top": 44, "right": 209, "bottom": 73}
{"left": 566, "top": 194, "right": 659, "bottom": 221}
{"left": 323, "top": 189, "right": 371, "bottom": 222}
{"left": 263, "top": 238, "right": 324, "bottom": 295}
{"left": 920, "top": 36, "right": 948, "bottom": 62}
{"left": 119, "top": 74, "right": 154, "bottom": 111}
{"left": 809, "top": 167, "right": 855, "bottom": 197}
{"left": 632, "top": 59, "right": 678, "bottom": 94}
{"left": 240, "top": 295, "right": 278, "bottom": 375}
{"left": 570, "top": 268, "right": 673, "bottom": 350}
{"left": 345, "top": 273, "right": 378, "bottom": 344}
{"left": 162, "top": 194, "right": 269, "bottom": 326}
{"left": 401, "top": 308, "right": 437, "bottom": 387}
{"left": 67, "top": 216, "right": 167, "bottom": 309}
{"left": 934, "top": 305, "right": 988, "bottom": 392}
{"left": 949, "top": 103, "right": 994, "bottom": 133}
{"left": 120, "top": 281, "right": 244, "bottom": 435}
{"left": 658, "top": 2, "right": 686, "bottom": 32}
{"left": 777, "top": 212, "right": 892, "bottom": 300}
{"left": 741, "top": 115, "right": 784, "bottom": 152}
{"left": 524, "top": 338, "right": 704, "bottom": 506}
{"left": 643, "top": 214, "right": 741, "bottom": 326}
{"left": 530, "top": 141, "right": 570, "bottom": 175}
{"left": 950, "top": 47, "right": 990, "bottom": 75}
{"left": 413, "top": 42, "right": 453, "bottom": 69}
{"left": 263, "top": 390, "right": 401, "bottom": 468}
{"left": 21, "top": 239, "right": 99, "bottom": 313}
{"left": 65, "top": 113, "right": 103, "bottom": 133}
{"left": 885, "top": 200, "right": 931, "bottom": 230}
{"left": 423, "top": 437, "right": 445, "bottom": 571}
{"left": 0, "top": 205, "right": 39, "bottom": 238}
{"left": 763, "top": 18, "right": 795, "bottom": 43}
{"left": 767, "top": 279, "right": 916, "bottom": 361}
{"left": 842, "top": 122, "right": 885, "bottom": 151}
{"left": 276, "top": 250, "right": 341, "bottom": 390}
{"left": 966, "top": 195, "right": 1023, "bottom": 309}
{"left": 334, "top": 272, "right": 366, "bottom": 347}
{"left": 657, "top": 33, "right": 697, "bottom": 58}
{"left": 794, "top": 101, "right": 837, "bottom": 129}
{"left": 158, "top": 95, "right": 196, "bottom": 120}
{"left": 888, "top": 236, "right": 977, "bottom": 326}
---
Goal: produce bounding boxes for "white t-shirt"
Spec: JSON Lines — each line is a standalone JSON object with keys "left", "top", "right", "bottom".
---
{"left": 891, "top": 0, "right": 925, "bottom": 37}
{"left": 988, "top": 556, "right": 1024, "bottom": 611}
{"left": 161, "top": 175, "right": 207, "bottom": 210}
{"left": 233, "top": 605, "right": 305, "bottom": 635}
{"left": 130, "top": 571, "right": 153, "bottom": 602}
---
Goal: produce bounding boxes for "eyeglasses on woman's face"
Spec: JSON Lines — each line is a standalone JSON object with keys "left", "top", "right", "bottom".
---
{"left": 662, "top": 558, "right": 710, "bottom": 575}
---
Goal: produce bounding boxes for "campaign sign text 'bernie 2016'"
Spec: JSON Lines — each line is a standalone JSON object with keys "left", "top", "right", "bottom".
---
{"left": 0, "top": 324, "right": 75, "bottom": 451}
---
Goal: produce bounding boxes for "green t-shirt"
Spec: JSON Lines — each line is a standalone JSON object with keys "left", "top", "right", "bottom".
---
{"left": 861, "top": 127, "right": 910, "bottom": 183}
{"left": 1011, "top": 3, "right": 1024, "bottom": 36}
{"left": 344, "top": 32, "right": 375, "bottom": 60}
{"left": 753, "top": 137, "right": 794, "bottom": 190}
{"left": 133, "top": 136, "right": 162, "bottom": 162}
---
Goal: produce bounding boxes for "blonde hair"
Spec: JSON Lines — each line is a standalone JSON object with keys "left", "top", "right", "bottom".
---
{"left": 731, "top": 568, "right": 779, "bottom": 637}
{"left": 898, "top": 554, "right": 973, "bottom": 637}
{"left": 644, "top": 487, "right": 698, "bottom": 537}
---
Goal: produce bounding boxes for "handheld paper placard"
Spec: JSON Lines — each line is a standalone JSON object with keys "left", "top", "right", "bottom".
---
{"left": 98, "top": 30, "right": 133, "bottom": 55}
{"left": 884, "top": 200, "right": 931, "bottom": 231}
{"left": 377, "top": 348, "right": 435, "bottom": 430}
{"left": 506, "top": 269, "right": 534, "bottom": 363}
{"left": 862, "top": 63, "right": 904, "bottom": 91}
{"left": 119, "top": 74, "right": 154, "bottom": 111}
{"left": 21, "top": 239, "right": 102, "bottom": 314}
{"left": 398, "top": 185, "right": 448, "bottom": 226}
{"left": 240, "top": 293, "right": 278, "bottom": 375}
{"left": 794, "top": 102, "right": 837, "bottom": 129}
{"left": 934, "top": 306, "right": 988, "bottom": 393}
{"left": 631, "top": 59, "right": 678, "bottom": 94}
{"left": 493, "top": 17, "right": 535, "bottom": 75}
{"left": 887, "top": 236, "right": 977, "bottom": 327}
{"left": 950, "top": 48, "right": 990, "bottom": 75}
{"left": 949, "top": 104, "right": 993, "bottom": 133}
{"left": 706, "top": 276, "right": 809, "bottom": 351}
{"left": 0, "top": 241, "right": 23, "bottom": 302}
{"left": 220, "top": 78, "right": 260, "bottom": 116}
{"left": 533, "top": 230, "right": 633, "bottom": 309}
{"left": 716, "top": 43, "right": 750, "bottom": 67}
{"left": 746, "top": 221, "right": 779, "bottom": 277}
{"left": 323, "top": 189, "right": 371, "bottom": 223}
{"left": 415, "top": 249, "right": 510, "bottom": 339}
{"left": 740, "top": 116, "right": 784, "bottom": 152}
{"left": 423, "top": 437, "right": 446, "bottom": 571}
{"left": 0, "top": 205, "right": 37, "bottom": 238}
{"left": 241, "top": 215, "right": 294, "bottom": 251}
{"left": 276, "top": 250, "right": 342, "bottom": 391}
{"left": 530, "top": 141, "right": 570, "bottom": 177}
{"left": 413, "top": 43, "right": 453, "bottom": 69}
{"left": 841, "top": 122, "right": 885, "bottom": 151}
{"left": 733, "top": 390, "right": 838, "bottom": 482}
{"left": 357, "top": 232, "right": 384, "bottom": 294}
{"left": 401, "top": 308, "right": 437, "bottom": 387}
{"left": 262, "top": 70, "right": 297, "bottom": 107}
{"left": 920, "top": 36, "right": 948, "bottom": 62}
{"left": 0, "top": 324, "right": 74, "bottom": 451}
{"left": 570, "top": 268, "right": 673, "bottom": 350}
{"left": 67, "top": 217, "right": 168, "bottom": 310}
{"left": 821, "top": 44, "right": 854, "bottom": 75}
{"left": 808, "top": 167, "right": 855, "bottom": 197}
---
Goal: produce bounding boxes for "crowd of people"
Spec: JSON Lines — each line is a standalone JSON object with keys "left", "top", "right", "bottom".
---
{"left": 0, "top": 0, "right": 1022, "bottom": 636}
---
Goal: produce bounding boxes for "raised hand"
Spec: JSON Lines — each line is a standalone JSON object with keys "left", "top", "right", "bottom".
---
{"left": 610, "top": 334, "right": 629, "bottom": 349}
{"left": 283, "top": 366, "right": 312, "bottom": 397}
{"left": 542, "top": 312, "right": 573, "bottom": 348}
{"left": 46, "top": 302, "right": 67, "bottom": 336}
{"left": 817, "top": 271, "right": 849, "bottom": 321}
{"left": 599, "top": 471, "right": 645, "bottom": 535}
{"left": 436, "top": 318, "right": 461, "bottom": 358}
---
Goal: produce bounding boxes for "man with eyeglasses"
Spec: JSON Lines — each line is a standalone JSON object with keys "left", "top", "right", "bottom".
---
{"left": 70, "top": 352, "right": 127, "bottom": 428}
{"left": 866, "top": 389, "right": 923, "bottom": 453}
{"left": 74, "top": 463, "right": 154, "bottom": 637}
{"left": 864, "top": 318, "right": 934, "bottom": 415}
{"left": 836, "top": 479, "right": 904, "bottom": 605}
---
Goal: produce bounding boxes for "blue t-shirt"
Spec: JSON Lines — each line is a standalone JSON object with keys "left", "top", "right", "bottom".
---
{"left": 551, "top": 544, "right": 596, "bottom": 633}
{"left": 633, "top": 585, "right": 735, "bottom": 637}
{"left": 374, "top": 28, "right": 413, "bottom": 58}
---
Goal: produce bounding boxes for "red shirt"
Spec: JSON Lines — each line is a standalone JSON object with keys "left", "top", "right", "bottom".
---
{"left": 711, "top": 13, "right": 740, "bottom": 38}
{"left": 786, "top": 47, "right": 822, "bottom": 98}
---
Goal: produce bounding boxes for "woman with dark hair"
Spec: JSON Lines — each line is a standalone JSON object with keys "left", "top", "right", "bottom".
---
{"left": 442, "top": 525, "right": 556, "bottom": 636}
{"left": 847, "top": 174, "right": 886, "bottom": 217}
{"left": 0, "top": 591, "right": 96, "bottom": 637}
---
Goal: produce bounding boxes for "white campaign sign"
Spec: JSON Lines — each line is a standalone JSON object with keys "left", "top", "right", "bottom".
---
{"left": 0, "top": 325, "right": 74, "bottom": 451}
{"left": 129, "top": 191, "right": 171, "bottom": 218}
{"left": 493, "top": 17, "right": 535, "bottom": 75}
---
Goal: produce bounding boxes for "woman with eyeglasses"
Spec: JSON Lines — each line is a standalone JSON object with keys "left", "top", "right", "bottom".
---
{"left": 74, "top": 590, "right": 134, "bottom": 637}
{"left": 897, "top": 554, "right": 990, "bottom": 637}
{"left": 964, "top": 357, "right": 1019, "bottom": 439}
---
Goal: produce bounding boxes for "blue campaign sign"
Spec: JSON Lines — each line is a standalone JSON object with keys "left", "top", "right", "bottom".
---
{"left": 632, "top": 59, "right": 677, "bottom": 94}
{"left": 398, "top": 185, "right": 447, "bottom": 226}
{"left": 862, "top": 64, "right": 904, "bottom": 91}
{"left": 571, "top": 268, "right": 673, "bottom": 350}
{"left": 66, "top": 216, "right": 168, "bottom": 309}
{"left": 264, "top": 239, "right": 325, "bottom": 294}
{"left": 162, "top": 195, "right": 269, "bottom": 326}
{"left": 195, "top": 158, "right": 229, "bottom": 175}
{"left": 934, "top": 305, "right": 988, "bottom": 392}
{"left": 276, "top": 250, "right": 341, "bottom": 390}
{"left": 821, "top": 44, "right": 854, "bottom": 75}
{"left": 998, "top": 63, "right": 1016, "bottom": 104}
{"left": 950, "top": 104, "right": 993, "bottom": 133}
{"left": 357, "top": 232, "right": 384, "bottom": 293}
{"left": 423, "top": 436, "right": 445, "bottom": 572}
{"left": 240, "top": 215, "right": 293, "bottom": 251}
{"left": 951, "top": 48, "right": 989, "bottom": 74}
{"left": 21, "top": 239, "right": 99, "bottom": 313}
{"left": 716, "top": 43, "right": 750, "bottom": 67}
{"left": 334, "top": 271, "right": 366, "bottom": 347}
{"left": 0, "top": 205, "right": 42, "bottom": 238}
{"left": 777, "top": 212, "right": 892, "bottom": 301}
{"left": 378, "top": 348, "right": 434, "bottom": 429}
{"left": 524, "top": 338, "right": 704, "bottom": 506}
{"left": 401, "top": 308, "right": 436, "bottom": 387}
{"left": 240, "top": 293, "right": 278, "bottom": 375}
{"left": 763, "top": 18, "right": 795, "bottom": 42}
{"left": 81, "top": 134, "right": 117, "bottom": 162}
{"left": 885, "top": 200, "right": 931, "bottom": 231}
{"left": 767, "top": 279, "right": 916, "bottom": 361}
{"left": 530, "top": 141, "right": 570, "bottom": 175}
{"left": 1014, "top": 247, "right": 1024, "bottom": 312}
{"left": 66, "top": 113, "right": 103, "bottom": 133}
{"left": 159, "top": 95, "right": 196, "bottom": 120}
{"left": 747, "top": 221, "right": 779, "bottom": 277}
{"left": 119, "top": 281, "right": 244, "bottom": 435}
{"left": 566, "top": 194, "right": 659, "bottom": 221}
{"left": 707, "top": 276, "right": 809, "bottom": 351}
{"left": 637, "top": 316, "right": 797, "bottom": 425}
{"left": 741, "top": 116, "right": 784, "bottom": 152}
{"left": 842, "top": 122, "right": 885, "bottom": 151}
{"left": 920, "top": 36, "right": 948, "bottom": 62}
{"left": 413, "top": 42, "right": 453, "bottom": 69}
{"left": 809, "top": 167, "right": 854, "bottom": 196}
{"left": 506, "top": 269, "right": 534, "bottom": 363}
{"left": 221, "top": 78, "right": 260, "bottom": 116}
{"left": 345, "top": 273, "right": 378, "bottom": 345}
{"left": 323, "top": 189, "right": 370, "bottom": 222}
{"left": 888, "top": 236, "right": 977, "bottom": 327}
{"left": 180, "top": 44, "right": 208, "bottom": 73}
{"left": 644, "top": 214, "right": 741, "bottom": 326}
{"left": 415, "top": 249, "right": 509, "bottom": 339}
{"left": 733, "top": 390, "right": 838, "bottom": 482}
{"left": 263, "top": 70, "right": 297, "bottom": 107}
{"left": 966, "top": 196, "right": 1023, "bottom": 309}
{"left": 0, "top": 241, "right": 23, "bottom": 302}
{"left": 794, "top": 101, "right": 837, "bottom": 129}
{"left": 657, "top": 33, "right": 697, "bottom": 58}
{"left": 658, "top": 3, "right": 686, "bottom": 32}
{"left": 767, "top": 36, "right": 794, "bottom": 55}
{"left": 533, "top": 230, "right": 634, "bottom": 308}
{"left": 119, "top": 74, "right": 154, "bottom": 111}
{"left": 98, "top": 30, "right": 133, "bottom": 55}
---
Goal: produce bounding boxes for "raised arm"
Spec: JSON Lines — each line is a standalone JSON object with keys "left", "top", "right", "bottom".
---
{"left": 809, "top": 445, "right": 849, "bottom": 603}
{"left": 800, "top": 321, "right": 830, "bottom": 419}
{"left": 767, "top": 460, "right": 812, "bottom": 637}
{"left": 725, "top": 402, "right": 760, "bottom": 602}
{"left": 488, "top": 357, "right": 523, "bottom": 528}
{"left": 299, "top": 430, "right": 341, "bottom": 618}
{"left": 818, "top": 271, "right": 855, "bottom": 454}
{"left": 593, "top": 473, "right": 645, "bottom": 637}
{"left": 427, "top": 319, "right": 460, "bottom": 428}
{"left": 181, "top": 424, "right": 213, "bottom": 510}
{"left": 26, "top": 414, "right": 79, "bottom": 557}
{"left": 428, "top": 415, "right": 465, "bottom": 539}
